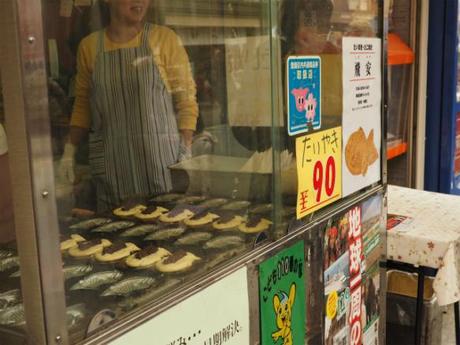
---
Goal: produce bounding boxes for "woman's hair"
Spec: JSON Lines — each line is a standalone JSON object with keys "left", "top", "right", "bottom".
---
{"left": 280, "top": 0, "right": 301, "bottom": 58}
{"left": 280, "top": 0, "right": 334, "bottom": 56}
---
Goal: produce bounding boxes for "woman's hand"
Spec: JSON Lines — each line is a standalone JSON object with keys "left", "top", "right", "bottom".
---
{"left": 58, "top": 143, "right": 76, "bottom": 183}
{"left": 178, "top": 130, "right": 194, "bottom": 161}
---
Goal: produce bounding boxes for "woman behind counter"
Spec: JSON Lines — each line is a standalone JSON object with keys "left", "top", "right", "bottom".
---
{"left": 60, "top": 0, "right": 198, "bottom": 211}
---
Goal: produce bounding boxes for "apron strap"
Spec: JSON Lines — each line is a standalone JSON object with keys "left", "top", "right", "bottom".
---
{"left": 141, "top": 22, "right": 151, "bottom": 49}
{"left": 97, "top": 29, "right": 105, "bottom": 55}
{"left": 97, "top": 24, "right": 149, "bottom": 53}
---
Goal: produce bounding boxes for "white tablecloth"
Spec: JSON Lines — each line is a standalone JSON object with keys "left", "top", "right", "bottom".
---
{"left": 388, "top": 185, "right": 460, "bottom": 306}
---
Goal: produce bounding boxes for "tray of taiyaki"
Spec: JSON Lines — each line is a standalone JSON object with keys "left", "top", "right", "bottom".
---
{"left": 57, "top": 194, "right": 279, "bottom": 309}
{"left": 62, "top": 193, "right": 275, "bottom": 237}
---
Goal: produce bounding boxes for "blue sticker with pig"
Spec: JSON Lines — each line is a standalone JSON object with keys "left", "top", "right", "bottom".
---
{"left": 287, "top": 56, "right": 321, "bottom": 136}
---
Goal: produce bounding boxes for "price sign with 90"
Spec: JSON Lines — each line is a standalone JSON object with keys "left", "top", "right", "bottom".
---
{"left": 296, "top": 126, "right": 342, "bottom": 219}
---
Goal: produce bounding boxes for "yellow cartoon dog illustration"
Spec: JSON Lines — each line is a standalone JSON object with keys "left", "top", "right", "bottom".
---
{"left": 272, "top": 283, "right": 296, "bottom": 345}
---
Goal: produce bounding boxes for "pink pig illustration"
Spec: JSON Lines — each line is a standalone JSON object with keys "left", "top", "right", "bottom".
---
{"left": 291, "top": 88, "right": 309, "bottom": 112}
{"left": 304, "top": 93, "right": 317, "bottom": 122}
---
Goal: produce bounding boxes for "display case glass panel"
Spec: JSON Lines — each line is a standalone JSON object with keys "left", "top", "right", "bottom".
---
{"left": 42, "top": 0, "right": 274, "bottom": 341}
{"left": 0, "top": 0, "right": 383, "bottom": 342}
{"left": 0, "top": 80, "right": 29, "bottom": 343}
{"left": 386, "top": 0, "right": 414, "bottom": 183}
{"left": 276, "top": 0, "right": 381, "bottom": 223}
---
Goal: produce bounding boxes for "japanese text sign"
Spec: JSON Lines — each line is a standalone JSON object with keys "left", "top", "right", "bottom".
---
{"left": 296, "top": 126, "right": 342, "bottom": 219}
{"left": 109, "top": 268, "right": 250, "bottom": 345}
{"left": 342, "top": 37, "right": 382, "bottom": 197}
{"left": 287, "top": 56, "right": 321, "bottom": 136}
{"left": 259, "top": 241, "right": 306, "bottom": 345}
{"left": 323, "top": 198, "right": 382, "bottom": 345}
{"left": 348, "top": 206, "right": 364, "bottom": 345}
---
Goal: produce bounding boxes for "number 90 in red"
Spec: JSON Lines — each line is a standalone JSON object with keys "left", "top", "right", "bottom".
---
{"left": 313, "top": 156, "right": 336, "bottom": 202}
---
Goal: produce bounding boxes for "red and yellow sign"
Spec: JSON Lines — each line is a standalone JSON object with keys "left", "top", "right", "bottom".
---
{"left": 348, "top": 206, "right": 364, "bottom": 345}
{"left": 296, "top": 127, "right": 342, "bottom": 219}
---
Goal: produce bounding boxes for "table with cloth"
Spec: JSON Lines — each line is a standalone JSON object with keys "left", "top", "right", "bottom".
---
{"left": 387, "top": 185, "right": 460, "bottom": 344}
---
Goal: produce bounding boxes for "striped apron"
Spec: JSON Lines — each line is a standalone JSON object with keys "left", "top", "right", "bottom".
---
{"left": 89, "top": 23, "right": 180, "bottom": 211}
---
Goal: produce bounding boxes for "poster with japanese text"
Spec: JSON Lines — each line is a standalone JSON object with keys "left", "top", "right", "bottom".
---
{"left": 362, "top": 194, "right": 384, "bottom": 267}
{"left": 296, "top": 127, "right": 342, "bottom": 219}
{"left": 259, "top": 241, "right": 306, "bottom": 345}
{"left": 323, "top": 193, "right": 383, "bottom": 345}
{"left": 362, "top": 196, "right": 383, "bottom": 345}
{"left": 362, "top": 261, "right": 381, "bottom": 336}
{"left": 324, "top": 213, "right": 351, "bottom": 345}
{"left": 287, "top": 56, "right": 321, "bottom": 136}
{"left": 342, "top": 37, "right": 382, "bottom": 197}
{"left": 109, "top": 268, "right": 250, "bottom": 345}
{"left": 363, "top": 320, "right": 379, "bottom": 345}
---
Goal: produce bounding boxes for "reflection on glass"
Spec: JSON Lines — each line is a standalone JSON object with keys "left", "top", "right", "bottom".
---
{"left": 46, "top": 0, "right": 273, "bottom": 341}
{"left": 39, "top": 0, "right": 381, "bottom": 341}
{"left": 278, "top": 0, "right": 379, "bottom": 209}
{"left": 0, "top": 78, "right": 28, "bottom": 343}
{"left": 278, "top": 0, "right": 379, "bottom": 342}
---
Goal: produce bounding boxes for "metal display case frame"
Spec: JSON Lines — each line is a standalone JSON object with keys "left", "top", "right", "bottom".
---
{"left": 0, "top": 0, "right": 389, "bottom": 344}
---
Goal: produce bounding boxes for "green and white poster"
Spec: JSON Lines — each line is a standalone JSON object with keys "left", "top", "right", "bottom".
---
{"left": 259, "top": 241, "right": 306, "bottom": 345}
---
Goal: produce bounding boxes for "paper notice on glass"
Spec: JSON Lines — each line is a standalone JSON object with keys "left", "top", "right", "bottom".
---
{"left": 296, "top": 127, "right": 342, "bottom": 219}
{"left": 259, "top": 241, "right": 306, "bottom": 345}
{"left": 287, "top": 56, "right": 322, "bottom": 136}
{"left": 59, "top": 0, "right": 73, "bottom": 17}
{"left": 109, "top": 268, "right": 250, "bottom": 345}
{"left": 342, "top": 37, "right": 381, "bottom": 197}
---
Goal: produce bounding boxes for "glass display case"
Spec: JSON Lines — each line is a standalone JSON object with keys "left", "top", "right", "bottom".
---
{"left": 0, "top": 0, "right": 387, "bottom": 344}
{"left": 386, "top": 0, "right": 417, "bottom": 187}
{"left": 0, "top": 79, "right": 29, "bottom": 345}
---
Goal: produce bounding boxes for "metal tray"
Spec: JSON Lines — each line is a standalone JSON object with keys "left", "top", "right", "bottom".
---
{"left": 169, "top": 154, "right": 271, "bottom": 201}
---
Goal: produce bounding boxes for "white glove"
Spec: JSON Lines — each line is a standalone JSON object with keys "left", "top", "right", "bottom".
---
{"left": 58, "top": 143, "right": 76, "bottom": 183}
{"left": 178, "top": 139, "right": 192, "bottom": 162}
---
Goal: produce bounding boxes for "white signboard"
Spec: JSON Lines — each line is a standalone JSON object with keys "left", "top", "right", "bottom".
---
{"left": 342, "top": 37, "right": 382, "bottom": 197}
{"left": 110, "top": 268, "right": 250, "bottom": 345}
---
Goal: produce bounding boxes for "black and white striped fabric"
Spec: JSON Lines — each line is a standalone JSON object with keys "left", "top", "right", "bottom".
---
{"left": 88, "top": 23, "right": 180, "bottom": 211}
